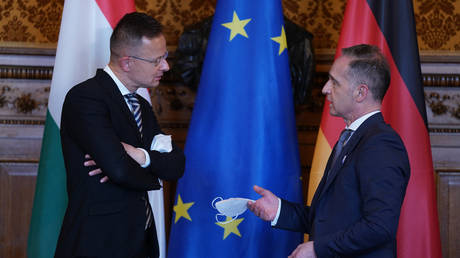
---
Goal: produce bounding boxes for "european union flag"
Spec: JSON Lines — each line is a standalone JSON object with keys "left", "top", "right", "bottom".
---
{"left": 167, "top": 0, "right": 303, "bottom": 257}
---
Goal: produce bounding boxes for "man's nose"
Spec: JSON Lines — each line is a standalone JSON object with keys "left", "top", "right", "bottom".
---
{"left": 160, "top": 59, "right": 169, "bottom": 71}
{"left": 322, "top": 82, "right": 331, "bottom": 95}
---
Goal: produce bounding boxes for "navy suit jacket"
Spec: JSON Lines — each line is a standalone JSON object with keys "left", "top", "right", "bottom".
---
{"left": 55, "top": 70, "right": 185, "bottom": 258}
{"left": 275, "top": 113, "right": 410, "bottom": 258}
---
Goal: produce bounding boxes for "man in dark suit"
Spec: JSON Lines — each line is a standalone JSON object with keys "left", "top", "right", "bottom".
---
{"left": 55, "top": 12, "right": 185, "bottom": 258}
{"left": 248, "top": 44, "right": 410, "bottom": 258}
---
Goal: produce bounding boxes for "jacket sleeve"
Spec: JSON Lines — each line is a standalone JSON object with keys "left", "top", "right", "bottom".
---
{"left": 273, "top": 199, "right": 312, "bottom": 234}
{"left": 62, "top": 87, "right": 160, "bottom": 191}
{"left": 147, "top": 141, "right": 185, "bottom": 181}
{"left": 140, "top": 100, "right": 186, "bottom": 181}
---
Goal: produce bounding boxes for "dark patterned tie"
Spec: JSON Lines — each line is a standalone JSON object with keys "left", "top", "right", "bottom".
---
{"left": 331, "top": 129, "right": 353, "bottom": 166}
{"left": 124, "top": 93, "right": 153, "bottom": 229}
{"left": 326, "top": 129, "right": 353, "bottom": 183}
{"left": 124, "top": 93, "right": 143, "bottom": 136}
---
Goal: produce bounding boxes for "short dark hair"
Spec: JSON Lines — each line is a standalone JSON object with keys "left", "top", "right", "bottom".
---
{"left": 110, "top": 12, "right": 163, "bottom": 56}
{"left": 342, "top": 44, "right": 391, "bottom": 102}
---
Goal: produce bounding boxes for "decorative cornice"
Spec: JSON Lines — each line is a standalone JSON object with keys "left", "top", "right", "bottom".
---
{"left": 423, "top": 74, "right": 460, "bottom": 87}
{"left": 429, "top": 127, "right": 460, "bottom": 133}
{"left": 0, "top": 46, "right": 56, "bottom": 56}
{"left": 0, "top": 65, "right": 459, "bottom": 132}
{"left": 314, "top": 50, "right": 460, "bottom": 64}
{"left": 0, "top": 159, "right": 40, "bottom": 164}
{"left": 0, "top": 62, "right": 459, "bottom": 88}
{"left": 0, "top": 119, "right": 44, "bottom": 125}
{"left": 315, "top": 72, "right": 460, "bottom": 88}
{"left": 0, "top": 65, "right": 53, "bottom": 80}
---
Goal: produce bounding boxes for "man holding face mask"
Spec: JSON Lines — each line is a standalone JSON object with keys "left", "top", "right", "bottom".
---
{"left": 248, "top": 44, "right": 410, "bottom": 258}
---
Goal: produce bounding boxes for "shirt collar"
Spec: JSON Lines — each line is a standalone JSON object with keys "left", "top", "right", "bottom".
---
{"left": 347, "top": 110, "right": 380, "bottom": 131}
{"left": 104, "top": 65, "right": 131, "bottom": 96}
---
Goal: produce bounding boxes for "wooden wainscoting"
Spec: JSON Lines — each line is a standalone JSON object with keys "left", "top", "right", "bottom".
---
{"left": 0, "top": 162, "right": 37, "bottom": 258}
{"left": 437, "top": 171, "right": 460, "bottom": 258}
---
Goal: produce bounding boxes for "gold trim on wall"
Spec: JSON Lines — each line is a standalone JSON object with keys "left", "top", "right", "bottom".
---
{"left": 0, "top": 0, "right": 460, "bottom": 53}
{"left": 0, "top": 65, "right": 53, "bottom": 80}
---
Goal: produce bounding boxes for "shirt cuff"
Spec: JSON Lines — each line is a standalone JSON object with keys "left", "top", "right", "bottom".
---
{"left": 271, "top": 198, "right": 282, "bottom": 226}
{"left": 137, "top": 148, "right": 150, "bottom": 168}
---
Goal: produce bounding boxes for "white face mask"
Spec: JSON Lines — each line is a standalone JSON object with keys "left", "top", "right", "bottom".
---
{"left": 212, "top": 197, "right": 253, "bottom": 224}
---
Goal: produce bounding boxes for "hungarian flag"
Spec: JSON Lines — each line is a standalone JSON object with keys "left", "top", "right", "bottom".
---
{"left": 308, "top": 0, "right": 442, "bottom": 257}
{"left": 27, "top": 1, "right": 167, "bottom": 257}
{"left": 168, "top": 0, "right": 303, "bottom": 257}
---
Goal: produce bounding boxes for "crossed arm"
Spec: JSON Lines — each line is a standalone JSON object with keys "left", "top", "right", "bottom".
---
{"left": 85, "top": 141, "right": 144, "bottom": 183}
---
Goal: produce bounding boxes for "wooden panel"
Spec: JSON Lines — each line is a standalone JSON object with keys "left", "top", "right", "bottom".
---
{"left": 158, "top": 127, "right": 187, "bottom": 241}
{"left": 0, "top": 162, "right": 38, "bottom": 258}
{"left": 0, "top": 124, "right": 43, "bottom": 162}
{"left": 437, "top": 171, "right": 460, "bottom": 258}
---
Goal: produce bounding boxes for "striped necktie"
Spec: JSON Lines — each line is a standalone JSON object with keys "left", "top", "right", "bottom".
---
{"left": 124, "top": 93, "right": 153, "bottom": 229}
{"left": 124, "top": 93, "right": 143, "bottom": 136}
{"left": 326, "top": 129, "right": 353, "bottom": 183}
{"left": 331, "top": 129, "right": 353, "bottom": 166}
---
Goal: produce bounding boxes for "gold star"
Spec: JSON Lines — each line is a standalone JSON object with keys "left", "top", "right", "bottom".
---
{"left": 173, "top": 194, "right": 194, "bottom": 223}
{"left": 215, "top": 216, "right": 244, "bottom": 240}
{"left": 271, "top": 26, "right": 288, "bottom": 55}
{"left": 221, "top": 11, "right": 252, "bottom": 41}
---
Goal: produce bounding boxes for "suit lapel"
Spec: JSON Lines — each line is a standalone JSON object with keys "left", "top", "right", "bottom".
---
{"left": 310, "top": 144, "right": 336, "bottom": 209}
{"left": 312, "top": 113, "right": 384, "bottom": 204}
{"left": 95, "top": 70, "right": 142, "bottom": 142}
{"left": 319, "top": 131, "right": 361, "bottom": 196}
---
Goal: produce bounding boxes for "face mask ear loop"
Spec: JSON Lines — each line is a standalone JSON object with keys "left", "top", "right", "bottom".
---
{"left": 216, "top": 214, "right": 239, "bottom": 225}
{"left": 212, "top": 197, "right": 223, "bottom": 209}
{"left": 216, "top": 213, "right": 228, "bottom": 224}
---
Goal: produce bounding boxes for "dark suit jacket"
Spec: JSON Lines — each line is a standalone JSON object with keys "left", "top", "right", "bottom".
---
{"left": 55, "top": 69, "right": 185, "bottom": 258}
{"left": 275, "top": 113, "right": 410, "bottom": 258}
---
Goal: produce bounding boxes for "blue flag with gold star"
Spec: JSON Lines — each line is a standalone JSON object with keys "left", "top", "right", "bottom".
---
{"left": 167, "top": 0, "right": 303, "bottom": 257}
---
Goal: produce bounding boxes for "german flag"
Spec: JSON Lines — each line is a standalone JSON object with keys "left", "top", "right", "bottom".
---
{"left": 308, "top": 1, "right": 442, "bottom": 257}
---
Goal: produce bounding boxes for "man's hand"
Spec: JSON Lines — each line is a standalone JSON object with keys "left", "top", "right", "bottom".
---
{"left": 121, "top": 142, "right": 146, "bottom": 165}
{"left": 85, "top": 154, "right": 109, "bottom": 183}
{"left": 247, "top": 185, "right": 279, "bottom": 221}
{"left": 288, "top": 241, "right": 317, "bottom": 258}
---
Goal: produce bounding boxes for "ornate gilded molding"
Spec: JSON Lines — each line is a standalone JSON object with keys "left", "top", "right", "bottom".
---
{"left": 429, "top": 127, "right": 460, "bottom": 133}
{"left": 2, "top": 61, "right": 458, "bottom": 88}
{"left": 0, "top": 76, "right": 49, "bottom": 120}
{"left": 315, "top": 72, "right": 460, "bottom": 88}
{"left": 423, "top": 74, "right": 460, "bottom": 87}
{"left": 0, "top": 159, "right": 40, "bottom": 164}
{"left": 0, "top": 64, "right": 460, "bottom": 131}
{"left": 0, "top": 65, "right": 52, "bottom": 80}
{"left": 0, "top": 119, "right": 43, "bottom": 125}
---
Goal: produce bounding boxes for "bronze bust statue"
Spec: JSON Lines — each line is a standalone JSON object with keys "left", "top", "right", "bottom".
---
{"left": 173, "top": 16, "right": 315, "bottom": 105}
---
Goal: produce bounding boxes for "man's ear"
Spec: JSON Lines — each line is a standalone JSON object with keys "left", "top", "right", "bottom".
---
{"left": 118, "top": 56, "right": 131, "bottom": 72}
{"left": 355, "top": 84, "right": 369, "bottom": 102}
